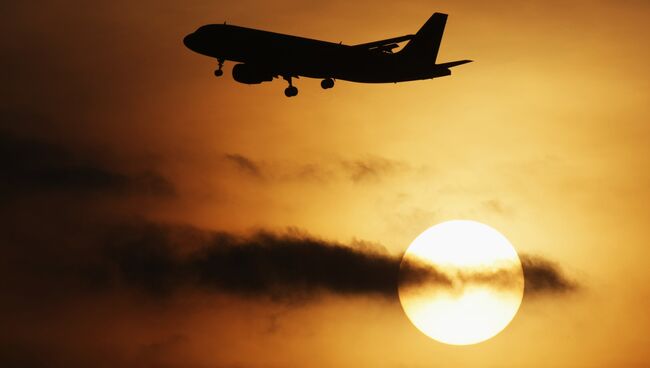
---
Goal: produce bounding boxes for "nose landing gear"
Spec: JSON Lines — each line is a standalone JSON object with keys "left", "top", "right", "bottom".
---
{"left": 214, "top": 58, "right": 225, "bottom": 77}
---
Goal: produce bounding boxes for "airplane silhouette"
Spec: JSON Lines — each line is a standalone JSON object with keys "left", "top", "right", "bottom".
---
{"left": 183, "top": 12, "right": 471, "bottom": 97}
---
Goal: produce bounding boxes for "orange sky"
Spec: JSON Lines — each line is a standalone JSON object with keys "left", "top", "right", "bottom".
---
{"left": 2, "top": 0, "right": 650, "bottom": 367}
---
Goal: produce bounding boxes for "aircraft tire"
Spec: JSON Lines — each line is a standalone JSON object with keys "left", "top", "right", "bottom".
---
{"left": 214, "top": 69, "right": 223, "bottom": 77}
{"left": 321, "top": 78, "right": 334, "bottom": 89}
{"left": 284, "top": 86, "right": 298, "bottom": 97}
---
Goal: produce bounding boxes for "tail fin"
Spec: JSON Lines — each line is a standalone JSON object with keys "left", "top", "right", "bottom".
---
{"left": 400, "top": 13, "right": 447, "bottom": 62}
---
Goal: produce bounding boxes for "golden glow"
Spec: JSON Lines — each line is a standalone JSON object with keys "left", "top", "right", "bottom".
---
{"left": 398, "top": 220, "right": 524, "bottom": 345}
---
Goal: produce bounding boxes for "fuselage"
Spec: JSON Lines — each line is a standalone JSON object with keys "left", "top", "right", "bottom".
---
{"left": 183, "top": 24, "right": 451, "bottom": 83}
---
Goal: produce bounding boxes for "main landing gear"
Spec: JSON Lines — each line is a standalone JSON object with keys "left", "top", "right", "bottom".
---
{"left": 283, "top": 75, "right": 298, "bottom": 97}
{"left": 214, "top": 58, "right": 224, "bottom": 77}
{"left": 321, "top": 78, "right": 335, "bottom": 89}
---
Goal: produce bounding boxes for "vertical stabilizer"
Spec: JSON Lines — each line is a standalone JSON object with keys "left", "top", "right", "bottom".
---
{"left": 400, "top": 13, "right": 447, "bottom": 62}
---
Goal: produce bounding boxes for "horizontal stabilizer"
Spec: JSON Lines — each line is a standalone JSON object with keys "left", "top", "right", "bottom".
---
{"left": 353, "top": 34, "right": 414, "bottom": 49}
{"left": 436, "top": 59, "right": 473, "bottom": 68}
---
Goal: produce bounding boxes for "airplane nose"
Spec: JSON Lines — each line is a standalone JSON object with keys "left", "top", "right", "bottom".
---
{"left": 183, "top": 33, "right": 197, "bottom": 50}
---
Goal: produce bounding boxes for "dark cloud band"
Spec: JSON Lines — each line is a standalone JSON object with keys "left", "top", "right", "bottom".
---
{"left": 100, "top": 223, "right": 576, "bottom": 301}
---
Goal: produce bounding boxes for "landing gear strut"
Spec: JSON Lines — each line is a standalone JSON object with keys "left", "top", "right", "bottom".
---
{"left": 321, "top": 78, "right": 335, "bottom": 89}
{"left": 214, "top": 58, "right": 224, "bottom": 77}
{"left": 283, "top": 75, "right": 298, "bottom": 97}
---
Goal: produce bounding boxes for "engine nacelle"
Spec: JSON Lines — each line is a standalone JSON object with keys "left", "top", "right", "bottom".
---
{"left": 232, "top": 63, "right": 274, "bottom": 84}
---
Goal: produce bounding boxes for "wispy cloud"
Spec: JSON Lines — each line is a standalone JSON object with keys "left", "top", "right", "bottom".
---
{"left": 340, "top": 157, "right": 409, "bottom": 183}
{"left": 224, "top": 153, "right": 264, "bottom": 179}
{"left": 223, "top": 153, "right": 410, "bottom": 184}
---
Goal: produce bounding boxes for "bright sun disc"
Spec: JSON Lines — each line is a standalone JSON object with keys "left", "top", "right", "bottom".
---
{"left": 398, "top": 220, "right": 524, "bottom": 345}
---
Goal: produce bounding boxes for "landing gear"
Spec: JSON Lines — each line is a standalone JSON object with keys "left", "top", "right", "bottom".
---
{"left": 321, "top": 78, "right": 335, "bottom": 89}
{"left": 283, "top": 75, "right": 298, "bottom": 97}
{"left": 214, "top": 58, "right": 224, "bottom": 77}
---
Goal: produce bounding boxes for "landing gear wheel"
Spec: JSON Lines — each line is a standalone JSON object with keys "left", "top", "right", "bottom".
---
{"left": 321, "top": 78, "right": 335, "bottom": 89}
{"left": 284, "top": 86, "right": 298, "bottom": 97}
{"left": 283, "top": 75, "right": 298, "bottom": 97}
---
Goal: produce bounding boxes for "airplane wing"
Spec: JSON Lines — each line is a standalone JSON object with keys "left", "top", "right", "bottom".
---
{"left": 352, "top": 34, "right": 414, "bottom": 50}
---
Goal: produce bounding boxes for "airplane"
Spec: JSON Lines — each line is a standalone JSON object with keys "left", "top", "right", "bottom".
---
{"left": 183, "top": 12, "right": 471, "bottom": 97}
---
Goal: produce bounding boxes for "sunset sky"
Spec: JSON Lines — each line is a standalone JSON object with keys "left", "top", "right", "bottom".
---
{"left": 2, "top": 0, "right": 649, "bottom": 367}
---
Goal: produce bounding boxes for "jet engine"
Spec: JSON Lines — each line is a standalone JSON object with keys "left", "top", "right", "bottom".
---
{"left": 232, "top": 63, "right": 274, "bottom": 84}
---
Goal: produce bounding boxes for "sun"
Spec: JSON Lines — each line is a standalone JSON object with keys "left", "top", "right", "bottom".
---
{"left": 398, "top": 220, "right": 524, "bottom": 345}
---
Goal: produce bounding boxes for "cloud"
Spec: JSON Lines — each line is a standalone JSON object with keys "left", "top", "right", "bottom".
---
{"left": 222, "top": 153, "right": 409, "bottom": 184}
{"left": 340, "top": 157, "right": 408, "bottom": 183}
{"left": 224, "top": 153, "right": 264, "bottom": 178}
{"left": 101, "top": 225, "right": 398, "bottom": 300}
{"left": 482, "top": 199, "right": 511, "bottom": 215}
{"left": 90, "top": 223, "right": 576, "bottom": 301}
{"left": 0, "top": 131, "right": 175, "bottom": 200}
{"left": 521, "top": 255, "right": 576, "bottom": 295}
